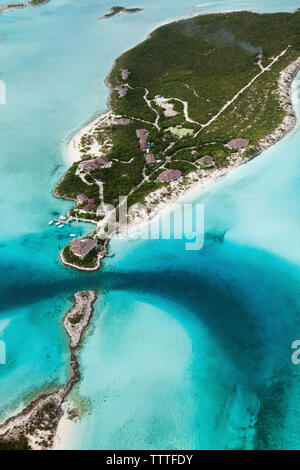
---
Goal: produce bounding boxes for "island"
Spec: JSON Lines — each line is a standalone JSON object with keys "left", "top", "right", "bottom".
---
{"left": 101, "top": 6, "right": 143, "bottom": 19}
{"left": 0, "top": 291, "right": 97, "bottom": 450}
{"left": 55, "top": 10, "right": 300, "bottom": 270}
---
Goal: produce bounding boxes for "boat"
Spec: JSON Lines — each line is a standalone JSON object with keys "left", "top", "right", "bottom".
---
{"left": 55, "top": 222, "right": 60, "bottom": 226}
{"left": 59, "top": 215, "right": 66, "bottom": 220}
{"left": 69, "top": 234, "right": 76, "bottom": 237}
{"left": 48, "top": 220, "right": 53, "bottom": 225}
{"left": 58, "top": 224, "right": 64, "bottom": 228}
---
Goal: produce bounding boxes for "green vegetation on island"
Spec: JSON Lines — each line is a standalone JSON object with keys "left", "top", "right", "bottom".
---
{"left": 56, "top": 10, "right": 300, "bottom": 223}
{"left": 102, "top": 6, "right": 143, "bottom": 19}
{"left": 68, "top": 313, "right": 84, "bottom": 325}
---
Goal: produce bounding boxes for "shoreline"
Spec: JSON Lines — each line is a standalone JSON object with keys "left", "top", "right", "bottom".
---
{"left": 0, "top": 291, "right": 97, "bottom": 450}
{"left": 64, "top": 56, "right": 300, "bottom": 248}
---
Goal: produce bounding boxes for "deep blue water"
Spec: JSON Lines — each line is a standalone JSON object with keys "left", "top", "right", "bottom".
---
{"left": 0, "top": 0, "right": 300, "bottom": 450}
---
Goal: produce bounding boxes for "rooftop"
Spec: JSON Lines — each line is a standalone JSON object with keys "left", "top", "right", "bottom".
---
{"left": 82, "top": 156, "right": 110, "bottom": 171}
{"left": 82, "top": 203, "right": 96, "bottom": 212}
{"left": 118, "top": 87, "right": 128, "bottom": 97}
{"left": 116, "top": 118, "right": 131, "bottom": 125}
{"left": 77, "top": 193, "right": 89, "bottom": 202}
{"left": 70, "top": 238, "right": 97, "bottom": 259}
{"left": 197, "top": 155, "right": 214, "bottom": 166}
{"left": 139, "top": 138, "right": 148, "bottom": 151}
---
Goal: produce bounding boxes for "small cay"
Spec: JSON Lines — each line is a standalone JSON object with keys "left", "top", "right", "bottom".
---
{"left": 55, "top": 10, "right": 300, "bottom": 272}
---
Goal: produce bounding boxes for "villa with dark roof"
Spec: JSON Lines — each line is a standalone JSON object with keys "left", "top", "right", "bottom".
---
{"left": 116, "top": 118, "right": 131, "bottom": 125}
{"left": 82, "top": 203, "right": 96, "bottom": 212}
{"left": 139, "top": 138, "right": 148, "bottom": 152}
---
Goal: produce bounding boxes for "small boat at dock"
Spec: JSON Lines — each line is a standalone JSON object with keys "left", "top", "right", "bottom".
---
{"left": 58, "top": 224, "right": 64, "bottom": 228}
{"left": 48, "top": 220, "right": 53, "bottom": 225}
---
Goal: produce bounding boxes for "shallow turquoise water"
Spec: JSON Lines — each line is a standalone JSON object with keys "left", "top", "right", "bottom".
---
{"left": 1, "top": 0, "right": 300, "bottom": 449}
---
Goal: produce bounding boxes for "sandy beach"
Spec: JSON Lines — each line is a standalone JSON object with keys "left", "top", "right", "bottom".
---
{"left": 66, "top": 111, "right": 112, "bottom": 164}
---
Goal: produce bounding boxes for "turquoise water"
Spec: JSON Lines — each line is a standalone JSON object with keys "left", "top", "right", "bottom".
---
{"left": 1, "top": 0, "right": 300, "bottom": 449}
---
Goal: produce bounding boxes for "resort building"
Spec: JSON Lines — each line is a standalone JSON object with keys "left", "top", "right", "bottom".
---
{"left": 118, "top": 87, "right": 128, "bottom": 97}
{"left": 82, "top": 203, "right": 96, "bottom": 212}
{"left": 146, "top": 154, "right": 156, "bottom": 164}
{"left": 77, "top": 193, "right": 89, "bottom": 204}
{"left": 121, "top": 68, "right": 130, "bottom": 80}
{"left": 136, "top": 129, "right": 149, "bottom": 139}
{"left": 139, "top": 138, "right": 148, "bottom": 152}
{"left": 197, "top": 155, "right": 214, "bottom": 167}
{"left": 227, "top": 138, "right": 249, "bottom": 150}
{"left": 82, "top": 156, "right": 111, "bottom": 171}
{"left": 95, "top": 156, "right": 110, "bottom": 167}
{"left": 70, "top": 238, "right": 98, "bottom": 260}
{"left": 157, "top": 169, "right": 182, "bottom": 183}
